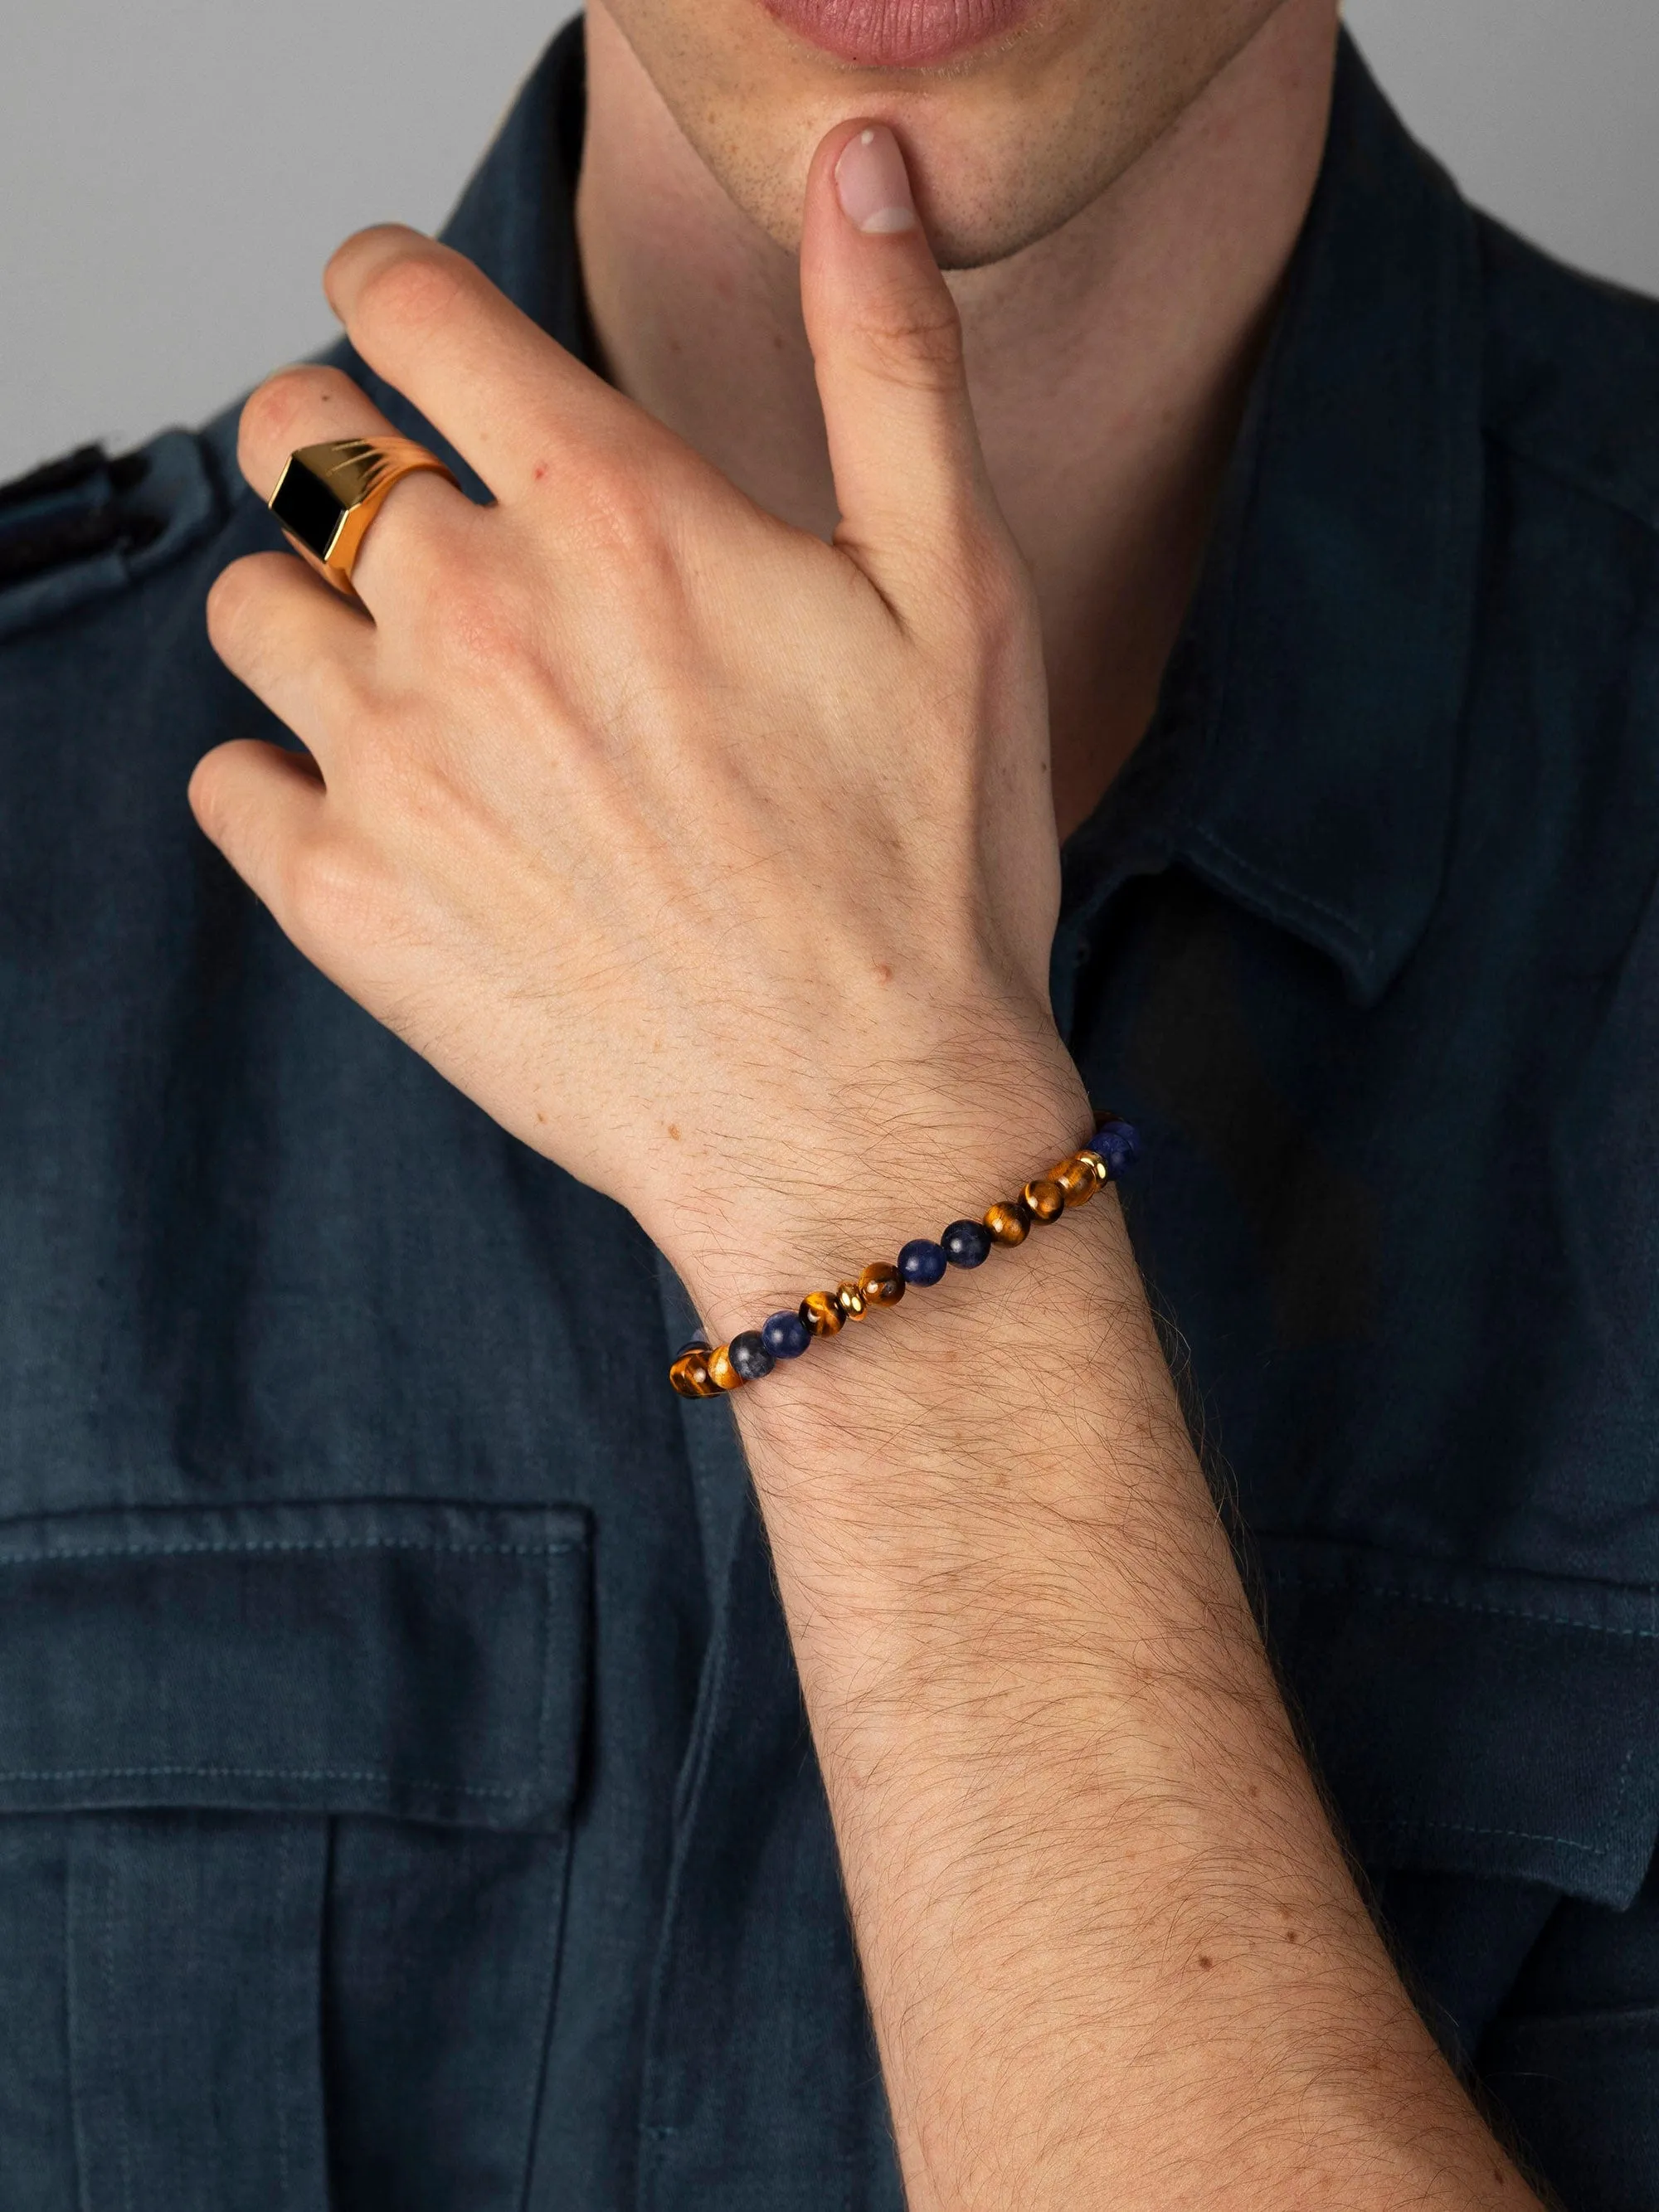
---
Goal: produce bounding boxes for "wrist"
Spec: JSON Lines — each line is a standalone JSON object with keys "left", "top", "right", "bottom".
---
{"left": 660, "top": 1048, "right": 1095, "bottom": 1337}
{"left": 718, "top": 1174, "right": 1230, "bottom": 1770}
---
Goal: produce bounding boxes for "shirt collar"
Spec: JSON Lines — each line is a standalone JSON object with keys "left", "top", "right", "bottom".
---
{"left": 1065, "top": 35, "right": 1486, "bottom": 1005}
{"left": 437, "top": 24, "right": 1481, "bottom": 1009}
{"left": 440, "top": 21, "right": 591, "bottom": 357}
{"left": 309, "top": 22, "right": 592, "bottom": 499}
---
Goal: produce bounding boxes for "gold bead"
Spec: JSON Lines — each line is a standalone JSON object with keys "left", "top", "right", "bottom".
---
{"left": 983, "top": 1200, "right": 1031, "bottom": 1246}
{"left": 1053, "top": 1154, "right": 1102, "bottom": 1208}
{"left": 859, "top": 1262, "right": 904, "bottom": 1307}
{"left": 669, "top": 1349, "right": 719, "bottom": 1399}
{"left": 707, "top": 1343, "right": 745, "bottom": 1392}
{"left": 1075, "top": 1149, "right": 1108, "bottom": 1187}
{"left": 800, "top": 1291, "right": 844, "bottom": 1338}
{"left": 834, "top": 1281, "right": 868, "bottom": 1322}
{"left": 1021, "top": 1176, "right": 1067, "bottom": 1225}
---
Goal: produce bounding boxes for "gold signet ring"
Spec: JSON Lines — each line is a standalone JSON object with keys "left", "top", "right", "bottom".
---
{"left": 267, "top": 435, "right": 458, "bottom": 595}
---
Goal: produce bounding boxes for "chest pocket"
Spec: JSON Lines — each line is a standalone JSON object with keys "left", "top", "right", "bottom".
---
{"left": 1258, "top": 1533, "right": 1659, "bottom": 2205}
{"left": 0, "top": 1497, "right": 588, "bottom": 2212}
{"left": 1260, "top": 1536, "right": 1659, "bottom": 1912}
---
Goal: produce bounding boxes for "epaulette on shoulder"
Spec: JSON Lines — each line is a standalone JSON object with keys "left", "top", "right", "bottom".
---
{"left": 0, "top": 443, "right": 160, "bottom": 584}
{"left": 0, "top": 428, "right": 222, "bottom": 642}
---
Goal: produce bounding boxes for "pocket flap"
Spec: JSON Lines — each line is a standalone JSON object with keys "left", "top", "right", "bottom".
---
{"left": 1260, "top": 1537, "right": 1659, "bottom": 1908}
{"left": 0, "top": 1499, "right": 589, "bottom": 1829}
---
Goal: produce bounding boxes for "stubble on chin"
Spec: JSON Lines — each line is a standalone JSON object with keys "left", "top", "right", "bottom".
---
{"left": 589, "top": 0, "right": 1308, "bottom": 271}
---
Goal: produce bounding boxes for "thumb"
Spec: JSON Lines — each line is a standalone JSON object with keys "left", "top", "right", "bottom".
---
{"left": 800, "top": 121, "right": 1008, "bottom": 613}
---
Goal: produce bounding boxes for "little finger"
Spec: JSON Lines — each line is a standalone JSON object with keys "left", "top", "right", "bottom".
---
{"left": 187, "top": 738, "right": 328, "bottom": 930}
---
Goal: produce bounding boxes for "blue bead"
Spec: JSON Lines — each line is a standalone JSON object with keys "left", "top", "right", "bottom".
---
{"left": 728, "top": 1330, "right": 776, "bottom": 1383}
{"left": 761, "top": 1309, "right": 812, "bottom": 1360}
{"left": 898, "top": 1238, "right": 948, "bottom": 1286}
{"left": 1092, "top": 1121, "right": 1141, "bottom": 1178}
{"left": 941, "top": 1219, "right": 993, "bottom": 1268}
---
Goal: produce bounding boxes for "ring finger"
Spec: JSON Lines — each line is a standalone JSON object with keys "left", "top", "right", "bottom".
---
{"left": 237, "top": 361, "right": 471, "bottom": 617}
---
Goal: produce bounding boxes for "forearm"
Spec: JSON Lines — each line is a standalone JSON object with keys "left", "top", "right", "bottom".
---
{"left": 684, "top": 1092, "right": 1537, "bottom": 2212}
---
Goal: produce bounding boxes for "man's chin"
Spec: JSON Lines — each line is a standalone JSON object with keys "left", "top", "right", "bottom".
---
{"left": 732, "top": 160, "right": 1108, "bottom": 273}
{"left": 591, "top": 0, "right": 1306, "bottom": 272}
{"left": 659, "top": 65, "right": 1126, "bottom": 270}
{"left": 590, "top": 0, "right": 1130, "bottom": 260}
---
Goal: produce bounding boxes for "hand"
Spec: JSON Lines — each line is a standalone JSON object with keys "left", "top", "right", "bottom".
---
{"left": 194, "top": 122, "right": 1088, "bottom": 1318}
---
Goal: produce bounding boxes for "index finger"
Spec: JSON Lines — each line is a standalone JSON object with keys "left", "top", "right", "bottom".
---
{"left": 322, "top": 225, "right": 642, "bottom": 501}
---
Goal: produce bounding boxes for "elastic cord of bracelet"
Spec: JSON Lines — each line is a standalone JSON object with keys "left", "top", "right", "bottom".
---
{"left": 669, "top": 1115, "right": 1141, "bottom": 1399}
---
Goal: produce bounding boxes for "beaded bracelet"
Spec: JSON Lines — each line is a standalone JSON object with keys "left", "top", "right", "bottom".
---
{"left": 669, "top": 1115, "right": 1141, "bottom": 1399}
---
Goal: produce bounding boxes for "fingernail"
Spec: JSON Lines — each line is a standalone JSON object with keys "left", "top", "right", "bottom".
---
{"left": 834, "top": 125, "right": 917, "bottom": 236}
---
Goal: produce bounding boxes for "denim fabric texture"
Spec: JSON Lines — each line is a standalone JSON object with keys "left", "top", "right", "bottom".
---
{"left": 2, "top": 17, "right": 1659, "bottom": 2210}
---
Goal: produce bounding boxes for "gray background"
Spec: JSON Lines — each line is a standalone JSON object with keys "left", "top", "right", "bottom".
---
{"left": 2, "top": 0, "right": 1657, "bottom": 484}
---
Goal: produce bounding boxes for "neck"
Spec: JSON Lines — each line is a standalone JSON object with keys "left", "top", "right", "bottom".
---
{"left": 576, "top": 0, "right": 1340, "bottom": 838}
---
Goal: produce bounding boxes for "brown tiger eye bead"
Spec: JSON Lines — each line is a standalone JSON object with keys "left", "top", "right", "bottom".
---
{"left": 834, "top": 1281, "right": 868, "bottom": 1322}
{"left": 669, "top": 1349, "right": 719, "bottom": 1399}
{"left": 1053, "top": 1154, "right": 1102, "bottom": 1208}
{"left": 707, "top": 1343, "right": 745, "bottom": 1392}
{"left": 800, "top": 1291, "right": 844, "bottom": 1338}
{"left": 858, "top": 1262, "right": 904, "bottom": 1307}
{"left": 1021, "top": 1176, "right": 1067, "bottom": 1225}
{"left": 983, "top": 1199, "right": 1031, "bottom": 1246}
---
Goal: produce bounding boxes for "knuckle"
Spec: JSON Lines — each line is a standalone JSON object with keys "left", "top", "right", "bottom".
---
{"left": 444, "top": 580, "right": 526, "bottom": 677}
{"left": 411, "top": 537, "right": 530, "bottom": 676}
{"left": 351, "top": 246, "right": 465, "bottom": 341}
{"left": 186, "top": 749, "right": 233, "bottom": 844}
{"left": 563, "top": 462, "right": 671, "bottom": 580}
{"left": 240, "top": 365, "right": 352, "bottom": 464}
{"left": 956, "top": 530, "right": 1028, "bottom": 629}
{"left": 283, "top": 832, "right": 377, "bottom": 944}
{"left": 854, "top": 294, "right": 966, "bottom": 392}
{"left": 310, "top": 649, "right": 375, "bottom": 732}
{"left": 328, "top": 221, "right": 415, "bottom": 274}
{"left": 204, "top": 557, "right": 260, "bottom": 648}
{"left": 932, "top": 518, "right": 1029, "bottom": 635}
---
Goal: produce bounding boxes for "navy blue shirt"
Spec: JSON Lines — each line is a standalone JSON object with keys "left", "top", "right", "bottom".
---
{"left": 3, "top": 22, "right": 1659, "bottom": 2210}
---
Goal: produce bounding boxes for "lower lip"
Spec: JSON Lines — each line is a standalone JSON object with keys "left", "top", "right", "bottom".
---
{"left": 763, "top": 0, "right": 1033, "bottom": 68}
